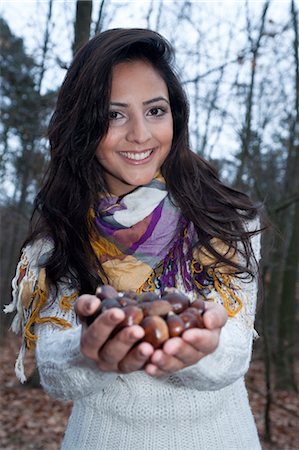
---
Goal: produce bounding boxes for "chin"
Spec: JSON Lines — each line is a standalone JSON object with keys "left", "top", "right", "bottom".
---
{"left": 139, "top": 170, "right": 158, "bottom": 183}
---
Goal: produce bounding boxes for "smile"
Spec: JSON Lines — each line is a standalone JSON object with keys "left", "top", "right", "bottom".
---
{"left": 119, "top": 149, "right": 154, "bottom": 161}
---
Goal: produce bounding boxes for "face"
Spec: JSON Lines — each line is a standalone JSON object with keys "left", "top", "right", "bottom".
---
{"left": 96, "top": 60, "right": 173, "bottom": 196}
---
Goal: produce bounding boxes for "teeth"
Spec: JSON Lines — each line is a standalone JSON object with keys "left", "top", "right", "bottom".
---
{"left": 120, "top": 150, "right": 152, "bottom": 161}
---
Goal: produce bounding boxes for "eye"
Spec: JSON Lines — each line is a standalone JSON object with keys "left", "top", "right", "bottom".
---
{"left": 148, "top": 107, "right": 166, "bottom": 117}
{"left": 109, "top": 111, "right": 123, "bottom": 120}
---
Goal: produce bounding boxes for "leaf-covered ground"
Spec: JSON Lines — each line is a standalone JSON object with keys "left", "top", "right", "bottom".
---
{"left": 1, "top": 332, "right": 298, "bottom": 450}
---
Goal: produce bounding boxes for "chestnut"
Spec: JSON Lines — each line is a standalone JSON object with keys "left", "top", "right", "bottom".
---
{"left": 185, "top": 307, "right": 205, "bottom": 329}
{"left": 96, "top": 285, "right": 118, "bottom": 300}
{"left": 120, "top": 305, "right": 144, "bottom": 327}
{"left": 191, "top": 298, "right": 205, "bottom": 313}
{"left": 137, "top": 292, "right": 159, "bottom": 302}
{"left": 85, "top": 297, "right": 121, "bottom": 326}
{"left": 179, "top": 310, "right": 199, "bottom": 330}
{"left": 162, "top": 292, "right": 190, "bottom": 314}
{"left": 123, "top": 290, "right": 139, "bottom": 300}
{"left": 141, "top": 316, "right": 169, "bottom": 349}
{"left": 118, "top": 297, "right": 138, "bottom": 307}
{"left": 166, "top": 312, "right": 185, "bottom": 337}
{"left": 139, "top": 300, "right": 172, "bottom": 317}
{"left": 101, "top": 297, "right": 122, "bottom": 312}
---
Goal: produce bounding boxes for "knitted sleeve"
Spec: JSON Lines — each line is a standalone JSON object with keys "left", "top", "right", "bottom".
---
{"left": 5, "top": 239, "right": 117, "bottom": 400}
{"left": 174, "top": 219, "right": 261, "bottom": 390}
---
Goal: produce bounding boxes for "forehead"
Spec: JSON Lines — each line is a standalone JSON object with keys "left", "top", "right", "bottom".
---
{"left": 110, "top": 60, "right": 169, "bottom": 98}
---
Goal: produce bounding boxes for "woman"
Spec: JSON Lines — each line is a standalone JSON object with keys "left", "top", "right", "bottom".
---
{"left": 6, "top": 28, "right": 262, "bottom": 449}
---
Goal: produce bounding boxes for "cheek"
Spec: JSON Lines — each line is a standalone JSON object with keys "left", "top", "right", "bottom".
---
{"left": 95, "top": 137, "right": 112, "bottom": 162}
{"left": 162, "top": 124, "right": 173, "bottom": 149}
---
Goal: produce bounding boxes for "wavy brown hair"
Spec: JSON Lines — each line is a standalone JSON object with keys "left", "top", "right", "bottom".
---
{"left": 27, "top": 28, "right": 262, "bottom": 294}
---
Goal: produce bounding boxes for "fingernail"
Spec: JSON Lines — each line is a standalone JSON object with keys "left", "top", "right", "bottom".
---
{"left": 111, "top": 309, "right": 124, "bottom": 322}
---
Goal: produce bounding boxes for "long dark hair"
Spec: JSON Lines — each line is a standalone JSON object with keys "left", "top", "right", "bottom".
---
{"left": 27, "top": 28, "right": 261, "bottom": 294}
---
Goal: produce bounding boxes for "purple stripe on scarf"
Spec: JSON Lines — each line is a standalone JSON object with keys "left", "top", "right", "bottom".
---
{"left": 134, "top": 200, "right": 181, "bottom": 258}
{"left": 129, "top": 200, "right": 164, "bottom": 252}
{"left": 95, "top": 215, "right": 124, "bottom": 235}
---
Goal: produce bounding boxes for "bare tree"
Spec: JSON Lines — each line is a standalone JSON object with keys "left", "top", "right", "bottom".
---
{"left": 275, "top": 0, "right": 299, "bottom": 391}
{"left": 235, "top": 0, "right": 271, "bottom": 188}
{"left": 37, "top": 0, "right": 53, "bottom": 92}
{"left": 73, "top": 0, "right": 93, "bottom": 56}
{"left": 94, "top": 0, "right": 106, "bottom": 35}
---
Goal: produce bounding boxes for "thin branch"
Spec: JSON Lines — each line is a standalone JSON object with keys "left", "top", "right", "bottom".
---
{"left": 37, "top": 0, "right": 53, "bottom": 93}
{"left": 271, "top": 195, "right": 299, "bottom": 214}
{"left": 94, "top": 0, "right": 106, "bottom": 35}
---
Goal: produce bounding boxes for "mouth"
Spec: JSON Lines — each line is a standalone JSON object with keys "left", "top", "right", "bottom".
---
{"left": 119, "top": 148, "right": 155, "bottom": 162}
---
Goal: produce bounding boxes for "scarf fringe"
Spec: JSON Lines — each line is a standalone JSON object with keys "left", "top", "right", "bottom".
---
{"left": 59, "top": 292, "right": 78, "bottom": 311}
{"left": 15, "top": 342, "right": 27, "bottom": 383}
{"left": 211, "top": 271, "right": 243, "bottom": 317}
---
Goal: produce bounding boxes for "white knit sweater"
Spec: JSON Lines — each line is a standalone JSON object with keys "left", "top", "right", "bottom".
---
{"left": 7, "top": 227, "right": 262, "bottom": 450}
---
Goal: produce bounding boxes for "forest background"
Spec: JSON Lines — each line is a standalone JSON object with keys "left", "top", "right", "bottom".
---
{"left": 0, "top": 0, "right": 298, "bottom": 449}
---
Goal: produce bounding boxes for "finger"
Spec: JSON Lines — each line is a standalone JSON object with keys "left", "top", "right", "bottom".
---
{"left": 80, "top": 308, "right": 125, "bottom": 360}
{"left": 162, "top": 337, "right": 204, "bottom": 365}
{"left": 144, "top": 362, "right": 169, "bottom": 378}
{"left": 75, "top": 294, "right": 101, "bottom": 322}
{"left": 149, "top": 349, "right": 185, "bottom": 374}
{"left": 182, "top": 327, "right": 220, "bottom": 354}
{"left": 117, "top": 342, "right": 154, "bottom": 373}
{"left": 203, "top": 302, "right": 228, "bottom": 329}
{"left": 97, "top": 325, "right": 145, "bottom": 371}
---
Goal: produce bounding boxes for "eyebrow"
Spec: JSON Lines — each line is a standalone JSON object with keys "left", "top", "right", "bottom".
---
{"left": 110, "top": 96, "right": 170, "bottom": 107}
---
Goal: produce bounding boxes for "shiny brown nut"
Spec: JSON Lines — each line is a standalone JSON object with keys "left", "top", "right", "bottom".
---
{"left": 112, "top": 305, "right": 144, "bottom": 337}
{"left": 191, "top": 298, "right": 205, "bottom": 313}
{"left": 161, "top": 292, "right": 190, "bottom": 314}
{"left": 166, "top": 312, "right": 185, "bottom": 337}
{"left": 185, "top": 307, "right": 205, "bottom": 329}
{"left": 137, "top": 292, "right": 160, "bottom": 302}
{"left": 96, "top": 285, "right": 118, "bottom": 300}
{"left": 140, "top": 300, "right": 172, "bottom": 317}
{"left": 121, "top": 305, "right": 144, "bottom": 327}
{"left": 141, "top": 316, "right": 169, "bottom": 349}
{"left": 101, "top": 297, "right": 122, "bottom": 312}
{"left": 123, "top": 290, "right": 138, "bottom": 300}
{"left": 118, "top": 297, "right": 138, "bottom": 307}
{"left": 179, "top": 310, "right": 199, "bottom": 330}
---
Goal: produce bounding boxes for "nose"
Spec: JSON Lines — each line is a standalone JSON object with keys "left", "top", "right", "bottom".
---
{"left": 126, "top": 115, "right": 152, "bottom": 144}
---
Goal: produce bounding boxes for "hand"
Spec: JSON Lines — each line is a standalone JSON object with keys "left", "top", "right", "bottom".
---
{"left": 144, "top": 302, "right": 228, "bottom": 377}
{"left": 75, "top": 294, "right": 154, "bottom": 373}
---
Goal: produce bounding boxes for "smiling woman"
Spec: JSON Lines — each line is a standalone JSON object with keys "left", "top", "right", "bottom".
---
{"left": 96, "top": 60, "right": 173, "bottom": 196}
{"left": 5, "top": 28, "right": 263, "bottom": 450}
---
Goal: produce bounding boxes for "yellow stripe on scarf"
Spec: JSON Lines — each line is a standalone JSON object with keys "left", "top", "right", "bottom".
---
{"left": 90, "top": 236, "right": 124, "bottom": 259}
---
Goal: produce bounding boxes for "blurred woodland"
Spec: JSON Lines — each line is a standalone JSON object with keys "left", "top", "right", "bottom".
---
{"left": 0, "top": 0, "right": 298, "bottom": 448}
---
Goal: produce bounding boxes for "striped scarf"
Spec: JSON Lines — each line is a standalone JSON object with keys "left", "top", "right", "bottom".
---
{"left": 90, "top": 174, "right": 243, "bottom": 316}
{"left": 90, "top": 174, "right": 191, "bottom": 291}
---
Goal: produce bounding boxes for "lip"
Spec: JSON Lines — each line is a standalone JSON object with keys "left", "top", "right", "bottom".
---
{"left": 118, "top": 148, "right": 156, "bottom": 165}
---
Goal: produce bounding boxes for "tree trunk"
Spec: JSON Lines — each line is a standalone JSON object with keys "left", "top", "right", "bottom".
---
{"left": 275, "top": 195, "right": 299, "bottom": 390}
{"left": 37, "top": 0, "right": 53, "bottom": 92}
{"left": 73, "top": 0, "right": 93, "bottom": 56}
{"left": 274, "top": 0, "right": 299, "bottom": 391}
{"left": 94, "top": 0, "right": 106, "bottom": 35}
{"left": 235, "top": 0, "right": 270, "bottom": 188}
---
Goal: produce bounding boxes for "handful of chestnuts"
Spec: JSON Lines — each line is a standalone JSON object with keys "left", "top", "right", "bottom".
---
{"left": 86, "top": 285, "right": 206, "bottom": 349}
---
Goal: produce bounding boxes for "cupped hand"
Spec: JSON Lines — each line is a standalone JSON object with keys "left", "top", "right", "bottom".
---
{"left": 75, "top": 294, "right": 154, "bottom": 373}
{"left": 144, "top": 302, "right": 228, "bottom": 377}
